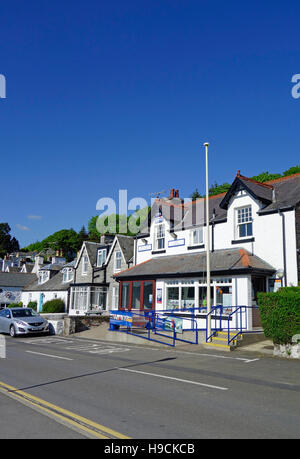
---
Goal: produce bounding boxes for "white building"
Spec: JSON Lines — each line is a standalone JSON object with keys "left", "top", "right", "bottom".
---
{"left": 21, "top": 259, "right": 75, "bottom": 312}
{"left": 114, "top": 172, "right": 300, "bottom": 333}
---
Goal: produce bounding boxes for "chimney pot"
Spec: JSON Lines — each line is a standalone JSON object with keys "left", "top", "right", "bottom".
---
{"left": 170, "top": 188, "right": 175, "bottom": 198}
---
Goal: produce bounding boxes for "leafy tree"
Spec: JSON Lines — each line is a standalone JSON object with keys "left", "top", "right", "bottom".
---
{"left": 251, "top": 171, "right": 281, "bottom": 183}
{"left": 0, "top": 223, "right": 20, "bottom": 257}
{"left": 190, "top": 189, "right": 203, "bottom": 201}
{"left": 88, "top": 206, "right": 151, "bottom": 240}
{"left": 22, "top": 229, "right": 81, "bottom": 261}
{"left": 209, "top": 182, "right": 231, "bottom": 196}
{"left": 78, "top": 225, "right": 89, "bottom": 245}
{"left": 283, "top": 165, "right": 300, "bottom": 177}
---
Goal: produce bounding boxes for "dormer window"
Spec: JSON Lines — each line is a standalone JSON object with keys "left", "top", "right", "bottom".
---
{"left": 236, "top": 206, "right": 253, "bottom": 238}
{"left": 62, "top": 268, "right": 74, "bottom": 283}
{"left": 82, "top": 254, "right": 89, "bottom": 275}
{"left": 97, "top": 249, "right": 107, "bottom": 267}
{"left": 114, "top": 251, "right": 122, "bottom": 272}
{"left": 38, "top": 270, "right": 49, "bottom": 285}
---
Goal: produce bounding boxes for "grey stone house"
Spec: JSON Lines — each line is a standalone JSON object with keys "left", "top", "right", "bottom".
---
{"left": 68, "top": 235, "right": 134, "bottom": 316}
{"left": 69, "top": 237, "right": 114, "bottom": 315}
{"left": 105, "top": 235, "right": 134, "bottom": 310}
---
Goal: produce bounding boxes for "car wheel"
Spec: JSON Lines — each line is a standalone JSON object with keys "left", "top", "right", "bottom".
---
{"left": 9, "top": 325, "right": 16, "bottom": 338}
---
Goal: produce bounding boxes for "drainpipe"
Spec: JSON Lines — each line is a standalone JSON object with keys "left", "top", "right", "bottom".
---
{"left": 278, "top": 210, "right": 287, "bottom": 287}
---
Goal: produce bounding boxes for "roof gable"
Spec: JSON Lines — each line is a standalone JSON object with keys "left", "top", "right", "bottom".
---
{"left": 220, "top": 175, "right": 273, "bottom": 210}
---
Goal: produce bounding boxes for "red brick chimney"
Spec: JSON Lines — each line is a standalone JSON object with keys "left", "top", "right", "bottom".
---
{"left": 170, "top": 188, "right": 175, "bottom": 199}
{"left": 175, "top": 189, "right": 179, "bottom": 198}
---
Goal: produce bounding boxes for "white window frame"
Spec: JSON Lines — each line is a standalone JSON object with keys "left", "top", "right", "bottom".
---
{"left": 38, "top": 270, "right": 50, "bottom": 285}
{"left": 97, "top": 249, "right": 107, "bottom": 267}
{"left": 82, "top": 254, "right": 89, "bottom": 275}
{"left": 62, "top": 268, "right": 74, "bottom": 283}
{"left": 112, "top": 286, "right": 119, "bottom": 309}
{"left": 154, "top": 223, "right": 165, "bottom": 251}
{"left": 114, "top": 251, "right": 122, "bottom": 272}
{"left": 190, "top": 227, "right": 204, "bottom": 246}
{"left": 236, "top": 205, "right": 253, "bottom": 239}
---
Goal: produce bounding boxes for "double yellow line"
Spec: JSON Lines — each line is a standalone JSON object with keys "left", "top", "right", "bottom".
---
{"left": 0, "top": 380, "right": 129, "bottom": 439}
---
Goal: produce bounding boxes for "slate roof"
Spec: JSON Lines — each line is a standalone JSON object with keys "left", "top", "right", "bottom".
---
{"left": 114, "top": 248, "right": 275, "bottom": 279}
{"left": 115, "top": 235, "right": 134, "bottom": 263}
{"left": 0, "top": 272, "right": 36, "bottom": 288}
{"left": 220, "top": 172, "right": 300, "bottom": 212}
{"left": 83, "top": 241, "right": 111, "bottom": 267}
{"left": 138, "top": 173, "right": 300, "bottom": 235}
{"left": 22, "top": 272, "right": 71, "bottom": 292}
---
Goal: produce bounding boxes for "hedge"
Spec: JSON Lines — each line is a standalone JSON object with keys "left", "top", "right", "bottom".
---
{"left": 257, "top": 288, "right": 300, "bottom": 344}
{"left": 42, "top": 299, "right": 66, "bottom": 314}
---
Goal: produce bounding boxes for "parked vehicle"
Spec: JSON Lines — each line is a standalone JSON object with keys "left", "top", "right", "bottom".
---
{"left": 0, "top": 307, "right": 49, "bottom": 337}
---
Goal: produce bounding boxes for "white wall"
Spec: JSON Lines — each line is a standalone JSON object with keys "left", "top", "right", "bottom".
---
{"left": 21, "top": 290, "right": 68, "bottom": 309}
{"left": 136, "top": 192, "right": 298, "bottom": 286}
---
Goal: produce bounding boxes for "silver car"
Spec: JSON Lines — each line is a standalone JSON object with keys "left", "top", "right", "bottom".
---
{"left": 0, "top": 307, "right": 49, "bottom": 337}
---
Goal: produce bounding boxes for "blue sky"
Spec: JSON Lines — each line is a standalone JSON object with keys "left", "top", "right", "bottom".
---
{"left": 0, "top": 0, "right": 300, "bottom": 247}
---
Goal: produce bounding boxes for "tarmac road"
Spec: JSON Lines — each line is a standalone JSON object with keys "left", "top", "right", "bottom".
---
{"left": 0, "top": 334, "right": 300, "bottom": 439}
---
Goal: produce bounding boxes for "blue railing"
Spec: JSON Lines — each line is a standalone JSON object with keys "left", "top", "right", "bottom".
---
{"left": 205, "top": 305, "right": 261, "bottom": 345}
{"left": 109, "top": 309, "right": 199, "bottom": 347}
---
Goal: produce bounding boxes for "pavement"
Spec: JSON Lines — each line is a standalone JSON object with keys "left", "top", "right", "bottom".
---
{"left": 73, "top": 323, "right": 275, "bottom": 357}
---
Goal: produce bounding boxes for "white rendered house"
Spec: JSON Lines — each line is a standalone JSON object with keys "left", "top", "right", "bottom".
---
{"left": 114, "top": 172, "right": 300, "bottom": 332}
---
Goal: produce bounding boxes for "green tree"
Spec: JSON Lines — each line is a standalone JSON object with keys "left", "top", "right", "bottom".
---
{"left": 0, "top": 223, "right": 20, "bottom": 257}
{"left": 283, "top": 165, "right": 300, "bottom": 176}
{"left": 209, "top": 182, "right": 231, "bottom": 196}
{"left": 250, "top": 171, "right": 281, "bottom": 183}
{"left": 78, "top": 225, "right": 89, "bottom": 245}
{"left": 190, "top": 189, "right": 203, "bottom": 201}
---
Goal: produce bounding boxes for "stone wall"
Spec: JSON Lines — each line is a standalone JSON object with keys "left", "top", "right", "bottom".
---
{"left": 41, "top": 313, "right": 109, "bottom": 335}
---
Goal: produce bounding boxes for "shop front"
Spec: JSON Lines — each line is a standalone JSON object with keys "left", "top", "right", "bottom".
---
{"left": 114, "top": 249, "right": 276, "bottom": 332}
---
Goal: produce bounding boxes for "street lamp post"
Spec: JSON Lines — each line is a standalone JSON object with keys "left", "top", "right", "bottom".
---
{"left": 204, "top": 142, "right": 211, "bottom": 341}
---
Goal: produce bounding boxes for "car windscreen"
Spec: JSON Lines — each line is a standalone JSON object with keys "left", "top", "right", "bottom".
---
{"left": 11, "top": 309, "right": 37, "bottom": 318}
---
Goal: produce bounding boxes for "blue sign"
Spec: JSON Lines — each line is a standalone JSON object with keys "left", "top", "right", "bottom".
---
{"left": 109, "top": 310, "right": 133, "bottom": 330}
{"left": 168, "top": 238, "right": 185, "bottom": 248}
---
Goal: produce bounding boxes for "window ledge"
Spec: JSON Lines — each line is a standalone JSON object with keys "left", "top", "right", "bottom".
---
{"left": 231, "top": 237, "right": 255, "bottom": 244}
{"left": 187, "top": 244, "right": 205, "bottom": 250}
{"left": 151, "top": 250, "right": 166, "bottom": 255}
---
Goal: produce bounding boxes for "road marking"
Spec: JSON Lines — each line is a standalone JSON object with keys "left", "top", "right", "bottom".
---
{"left": 0, "top": 380, "right": 129, "bottom": 439}
{"left": 26, "top": 351, "right": 74, "bottom": 361}
{"left": 119, "top": 368, "right": 228, "bottom": 391}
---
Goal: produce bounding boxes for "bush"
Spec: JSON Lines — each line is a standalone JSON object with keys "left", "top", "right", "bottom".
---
{"left": 258, "top": 288, "right": 300, "bottom": 344}
{"left": 27, "top": 301, "right": 37, "bottom": 311}
{"left": 7, "top": 302, "right": 23, "bottom": 308}
{"left": 42, "top": 299, "right": 65, "bottom": 314}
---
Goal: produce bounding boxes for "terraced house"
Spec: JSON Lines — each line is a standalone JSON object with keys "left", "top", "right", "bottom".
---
{"left": 68, "top": 235, "right": 134, "bottom": 316}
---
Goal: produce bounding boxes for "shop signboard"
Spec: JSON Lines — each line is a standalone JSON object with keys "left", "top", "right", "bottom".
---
{"left": 110, "top": 311, "right": 133, "bottom": 329}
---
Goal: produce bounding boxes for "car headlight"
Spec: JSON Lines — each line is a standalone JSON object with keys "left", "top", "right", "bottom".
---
{"left": 15, "top": 320, "right": 27, "bottom": 326}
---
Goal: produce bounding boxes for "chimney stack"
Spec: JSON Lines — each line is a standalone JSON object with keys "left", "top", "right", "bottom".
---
{"left": 170, "top": 188, "right": 175, "bottom": 199}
